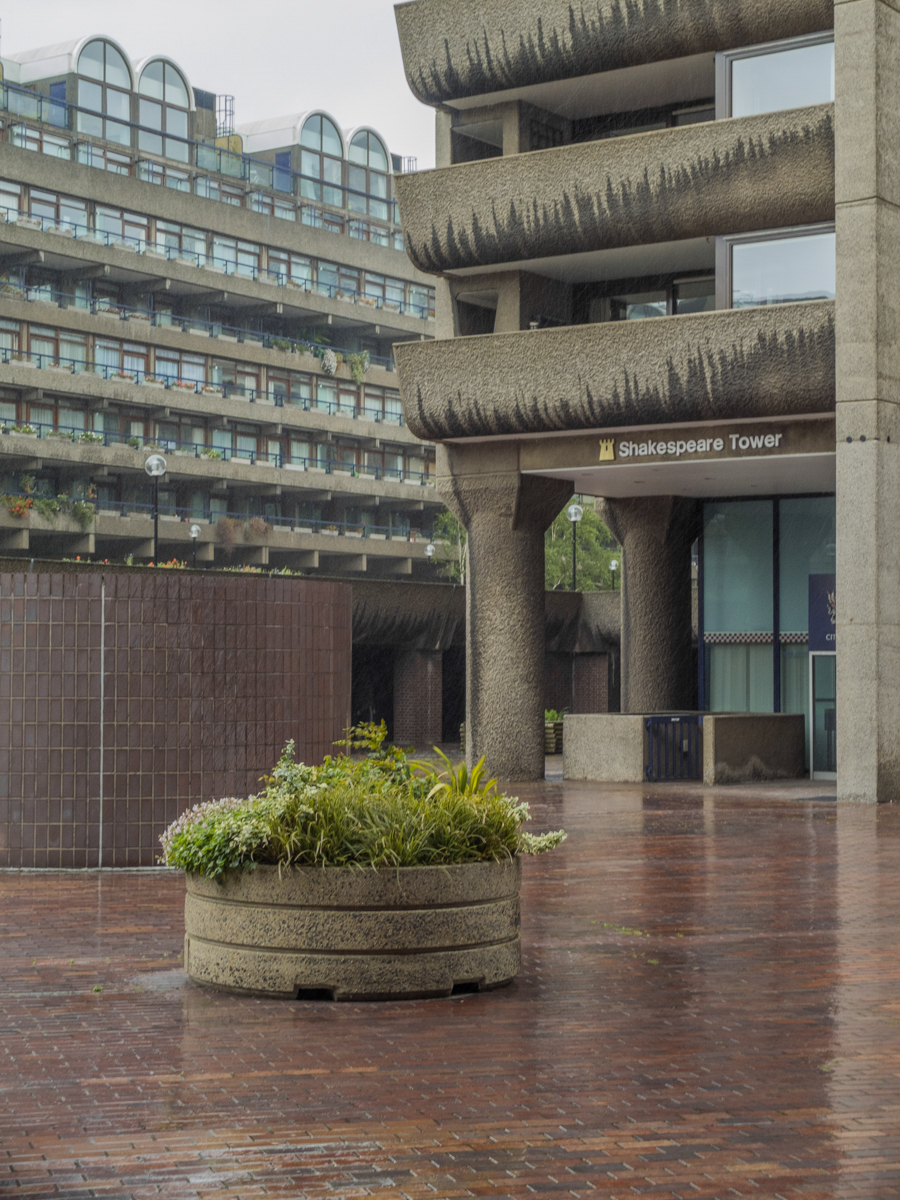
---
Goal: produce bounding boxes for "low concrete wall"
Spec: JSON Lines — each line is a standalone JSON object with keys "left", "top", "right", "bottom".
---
{"left": 563, "top": 712, "right": 807, "bottom": 784}
{"left": 703, "top": 714, "right": 806, "bottom": 784}
{"left": 563, "top": 714, "right": 646, "bottom": 782}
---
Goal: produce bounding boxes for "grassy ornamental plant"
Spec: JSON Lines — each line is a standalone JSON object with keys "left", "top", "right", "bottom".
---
{"left": 161, "top": 723, "right": 566, "bottom": 881}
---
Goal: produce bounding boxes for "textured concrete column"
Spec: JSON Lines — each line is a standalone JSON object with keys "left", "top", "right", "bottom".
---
{"left": 437, "top": 444, "right": 570, "bottom": 780}
{"left": 393, "top": 649, "right": 443, "bottom": 749}
{"left": 835, "top": 0, "right": 900, "bottom": 801}
{"left": 601, "top": 497, "right": 700, "bottom": 713}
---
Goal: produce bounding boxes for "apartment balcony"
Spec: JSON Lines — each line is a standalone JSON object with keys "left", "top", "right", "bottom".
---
{"left": 394, "top": 301, "right": 835, "bottom": 440}
{"left": 0, "top": 503, "right": 436, "bottom": 576}
{"left": 0, "top": 212, "right": 434, "bottom": 335}
{"left": 394, "top": 106, "right": 834, "bottom": 274}
{"left": 395, "top": 0, "right": 832, "bottom": 105}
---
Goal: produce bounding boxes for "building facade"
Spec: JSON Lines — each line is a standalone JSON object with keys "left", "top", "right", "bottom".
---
{"left": 0, "top": 35, "right": 441, "bottom": 575}
{"left": 394, "top": 0, "right": 889, "bottom": 799}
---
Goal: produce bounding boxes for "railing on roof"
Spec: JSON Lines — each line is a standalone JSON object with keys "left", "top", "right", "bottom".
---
{"left": 0, "top": 80, "right": 405, "bottom": 229}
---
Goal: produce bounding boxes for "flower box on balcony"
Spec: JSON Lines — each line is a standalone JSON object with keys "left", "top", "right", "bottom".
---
{"left": 321, "top": 527, "right": 339, "bottom": 536}
{"left": 369, "top": 533, "right": 387, "bottom": 540}
{"left": 141, "top": 378, "right": 166, "bottom": 388}
{"left": 205, "top": 264, "right": 226, "bottom": 274}
{"left": 345, "top": 529, "right": 363, "bottom": 539}
{"left": 173, "top": 381, "right": 197, "bottom": 392}
{"left": 113, "top": 372, "right": 136, "bottom": 383}
{"left": 294, "top": 525, "right": 313, "bottom": 534}
{"left": 200, "top": 386, "right": 223, "bottom": 396}
{"left": 127, "top": 311, "right": 152, "bottom": 323}
{"left": 10, "top": 357, "right": 36, "bottom": 369}
{"left": 45, "top": 363, "right": 73, "bottom": 374}
{"left": 141, "top": 247, "right": 167, "bottom": 259}
{"left": 14, "top": 216, "right": 42, "bottom": 231}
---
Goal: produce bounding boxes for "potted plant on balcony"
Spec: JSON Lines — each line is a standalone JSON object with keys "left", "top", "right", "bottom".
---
{"left": 161, "top": 724, "right": 565, "bottom": 1000}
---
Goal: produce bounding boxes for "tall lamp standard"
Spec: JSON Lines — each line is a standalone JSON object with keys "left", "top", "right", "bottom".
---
{"left": 566, "top": 503, "right": 584, "bottom": 591}
{"left": 189, "top": 523, "right": 201, "bottom": 569}
{"left": 144, "top": 454, "right": 167, "bottom": 564}
{"left": 609, "top": 557, "right": 619, "bottom": 590}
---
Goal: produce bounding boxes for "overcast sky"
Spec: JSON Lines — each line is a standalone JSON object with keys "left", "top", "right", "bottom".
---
{"left": 0, "top": 0, "right": 437, "bottom": 167}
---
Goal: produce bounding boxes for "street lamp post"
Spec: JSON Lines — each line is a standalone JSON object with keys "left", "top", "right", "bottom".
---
{"left": 425, "top": 542, "right": 436, "bottom": 562}
{"left": 190, "top": 523, "right": 201, "bottom": 569}
{"left": 143, "top": 454, "right": 167, "bottom": 564}
{"left": 566, "top": 503, "right": 584, "bottom": 591}
{"left": 610, "top": 557, "right": 619, "bottom": 590}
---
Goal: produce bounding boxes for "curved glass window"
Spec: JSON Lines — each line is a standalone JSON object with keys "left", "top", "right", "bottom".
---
{"left": 137, "top": 62, "right": 190, "bottom": 162}
{"left": 348, "top": 131, "right": 389, "bottom": 220}
{"left": 76, "top": 40, "right": 132, "bottom": 147}
{"left": 300, "top": 115, "right": 343, "bottom": 207}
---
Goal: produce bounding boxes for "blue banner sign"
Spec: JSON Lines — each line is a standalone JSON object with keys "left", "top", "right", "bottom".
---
{"left": 808, "top": 573, "right": 836, "bottom": 652}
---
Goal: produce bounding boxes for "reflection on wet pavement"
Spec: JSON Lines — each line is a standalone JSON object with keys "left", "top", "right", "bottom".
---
{"left": 1, "top": 778, "right": 897, "bottom": 1199}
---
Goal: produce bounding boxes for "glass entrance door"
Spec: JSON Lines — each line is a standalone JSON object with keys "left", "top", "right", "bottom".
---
{"left": 809, "top": 652, "right": 836, "bottom": 779}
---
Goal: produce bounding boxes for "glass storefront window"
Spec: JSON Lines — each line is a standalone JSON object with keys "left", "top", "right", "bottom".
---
{"left": 732, "top": 231, "right": 835, "bottom": 308}
{"left": 729, "top": 39, "right": 834, "bottom": 119}
{"left": 703, "top": 500, "right": 774, "bottom": 713}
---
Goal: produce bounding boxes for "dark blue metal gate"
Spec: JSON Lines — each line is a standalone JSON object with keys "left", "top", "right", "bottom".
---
{"left": 644, "top": 715, "right": 703, "bottom": 782}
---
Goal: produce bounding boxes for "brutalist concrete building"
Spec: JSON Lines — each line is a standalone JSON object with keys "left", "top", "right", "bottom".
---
{"left": 393, "top": 0, "right": 887, "bottom": 800}
{"left": 0, "top": 35, "right": 441, "bottom": 576}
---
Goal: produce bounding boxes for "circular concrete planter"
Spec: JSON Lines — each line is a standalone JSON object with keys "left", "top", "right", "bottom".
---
{"left": 184, "top": 859, "right": 521, "bottom": 1000}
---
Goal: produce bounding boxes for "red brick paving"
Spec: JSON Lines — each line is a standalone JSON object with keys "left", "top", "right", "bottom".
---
{"left": 1, "top": 780, "right": 899, "bottom": 1199}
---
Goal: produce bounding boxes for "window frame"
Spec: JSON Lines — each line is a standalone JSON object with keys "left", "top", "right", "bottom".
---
{"left": 715, "top": 31, "right": 835, "bottom": 121}
{"left": 716, "top": 222, "right": 836, "bottom": 311}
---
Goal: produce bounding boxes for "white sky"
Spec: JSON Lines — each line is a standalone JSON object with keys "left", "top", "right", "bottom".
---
{"left": 0, "top": 0, "right": 437, "bottom": 167}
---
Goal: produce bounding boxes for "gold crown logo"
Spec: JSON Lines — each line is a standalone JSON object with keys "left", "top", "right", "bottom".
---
{"left": 599, "top": 438, "right": 616, "bottom": 462}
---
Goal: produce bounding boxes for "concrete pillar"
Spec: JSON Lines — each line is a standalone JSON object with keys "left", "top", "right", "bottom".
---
{"left": 835, "top": 0, "right": 900, "bottom": 801}
{"left": 601, "top": 496, "right": 700, "bottom": 713}
{"left": 437, "top": 444, "right": 571, "bottom": 780}
{"left": 393, "top": 649, "right": 443, "bottom": 749}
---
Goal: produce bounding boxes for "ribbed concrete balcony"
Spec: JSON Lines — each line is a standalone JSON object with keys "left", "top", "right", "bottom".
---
{"left": 394, "top": 301, "right": 834, "bottom": 440}
{"left": 394, "top": 106, "right": 834, "bottom": 273}
{"left": 395, "top": 0, "right": 833, "bottom": 105}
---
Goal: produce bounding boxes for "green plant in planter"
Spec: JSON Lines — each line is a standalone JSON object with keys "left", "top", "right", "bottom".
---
{"left": 32, "top": 496, "right": 60, "bottom": 523}
{"left": 544, "top": 709, "right": 567, "bottom": 722}
{"left": 347, "top": 351, "right": 370, "bottom": 385}
{"left": 59, "top": 496, "right": 96, "bottom": 531}
{"left": 161, "top": 722, "right": 565, "bottom": 880}
{"left": 126, "top": 436, "right": 141, "bottom": 449}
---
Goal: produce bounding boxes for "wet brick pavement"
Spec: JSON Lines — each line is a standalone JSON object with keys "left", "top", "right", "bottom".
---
{"left": 1, "top": 778, "right": 899, "bottom": 1199}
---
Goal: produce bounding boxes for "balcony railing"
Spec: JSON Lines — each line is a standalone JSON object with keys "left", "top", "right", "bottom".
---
{"left": 0, "top": 415, "right": 434, "bottom": 484}
{"left": 6, "top": 282, "right": 399, "bottom": 371}
{"left": 0, "top": 207, "right": 435, "bottom": 319}
{"left": 0, "top": 349, "right": 408, "bottom": 424}
{"left": 0, "top": 490, "right": 434, "bottom": 542}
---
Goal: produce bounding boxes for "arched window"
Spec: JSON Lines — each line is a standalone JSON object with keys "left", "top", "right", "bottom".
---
{"left": 75, "top": 39, "right": 133, "bottom": 147}
{"left": 138, "top": 61, "right": 190, "bottom": 162}
{"left": 348, "top": 131, "right": 390, "bottom": 220}
{"left": 299, "top": 115, "right": 343, "bottom": 208}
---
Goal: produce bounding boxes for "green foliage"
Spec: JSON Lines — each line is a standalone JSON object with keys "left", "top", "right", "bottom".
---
{"left": 160, "top": 722, "right": 566, "bottom": 880}
{"left": 32, "top": 496, "right": 60, "bottom": 523}
{"left": 545, "top": 499, "right": 619, "bottom": 592}
{"left": 430, "top": 510, "right": 467, "bottom": 584}
{"left": 59, "top": 497, "right": 95, "bottom": 531}
{"left": 425, "top": 747, "right": 498, "bottom": 801}
{"left": 544, "top": 709, "right": 566, "bottom": 722}
{"left": 429, "top": 499, "right": 619, "bottom": 592}
{"left": 347, "top": 351, "right": 370, "bottom": 385}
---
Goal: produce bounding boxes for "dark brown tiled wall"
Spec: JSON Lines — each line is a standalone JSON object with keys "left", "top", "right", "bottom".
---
{"left": 573, "top": 653, "right": 609, "bottom": 714}
{"left": 0, "top": 570, "right": 351, "bottom": 868}
{"left": 393, "top": 648, "right": 442, "bottom": 748}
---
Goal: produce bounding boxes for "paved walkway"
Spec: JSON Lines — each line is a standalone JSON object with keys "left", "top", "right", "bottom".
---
{"left": 1, "top": 779, "right": 898, "bottom": 1199}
